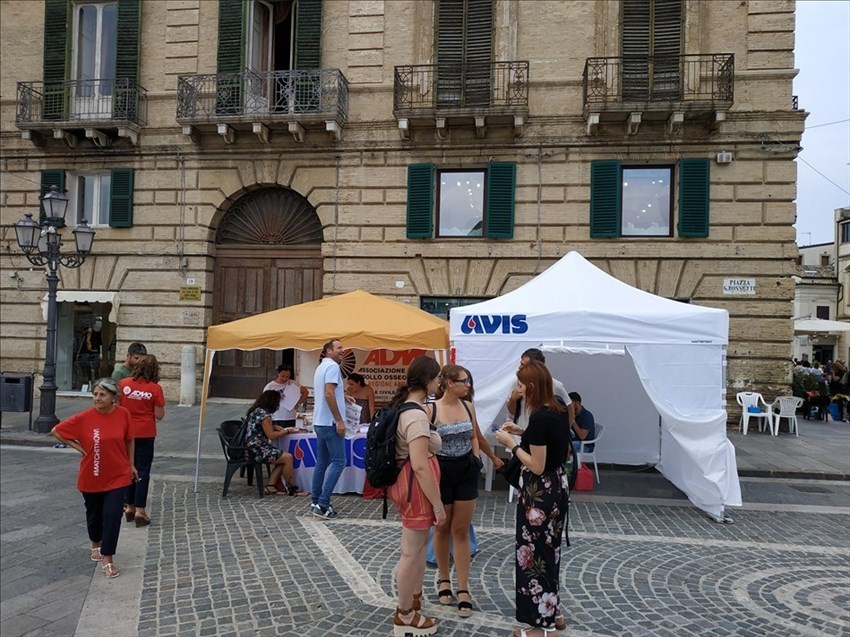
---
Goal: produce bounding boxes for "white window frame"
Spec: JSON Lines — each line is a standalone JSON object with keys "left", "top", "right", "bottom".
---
{"left": 620, "top": 165, "right": 673, "bottom": 237}
{"left": 70, "top": 1, "right": 118, "bottom": 117}
{"left": 67, "top": 173, "right": 111, "bottom": 227}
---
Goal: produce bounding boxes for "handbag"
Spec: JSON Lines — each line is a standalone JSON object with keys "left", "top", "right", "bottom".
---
{"left": 502, "top": 453, "right": 523, "bottom": 489}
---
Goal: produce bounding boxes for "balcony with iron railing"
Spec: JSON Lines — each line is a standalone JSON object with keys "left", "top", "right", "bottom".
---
{"left": 393, "top": 61, "right": 529, "bottom": 138}
{"left": 16, "top": 78, "right": 148, "bottom": 147}
{"left": 176, "top": 68, "right": 349, "bottom": 143}
{"left": 582, "top": 54, "right": 734, "bottom": 134}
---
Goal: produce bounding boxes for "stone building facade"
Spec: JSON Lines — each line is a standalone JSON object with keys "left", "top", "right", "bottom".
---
{"left": 0, "top": 0, "right": 805, "bottom": 420}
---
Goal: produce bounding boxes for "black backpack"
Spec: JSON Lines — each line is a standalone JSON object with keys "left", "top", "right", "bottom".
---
{"left": 365, "top": 401, "right": 424, "bottom": 518}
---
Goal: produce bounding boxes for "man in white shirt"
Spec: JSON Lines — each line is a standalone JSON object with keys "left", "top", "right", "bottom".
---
{"left": 264, "top": 364, "right": 309, "bottom": 428}
{"left": 310, "top": 339, "right": 347, "bottom": 519}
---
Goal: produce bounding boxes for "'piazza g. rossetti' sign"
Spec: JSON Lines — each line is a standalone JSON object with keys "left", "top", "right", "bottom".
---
{"left": 722, "top": 278, "right": 756, "bottom": 295}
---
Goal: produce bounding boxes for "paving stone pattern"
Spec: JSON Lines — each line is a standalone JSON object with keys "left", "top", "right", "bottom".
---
{"left": 135, "top": 480, "right": 850, "bottom": 637}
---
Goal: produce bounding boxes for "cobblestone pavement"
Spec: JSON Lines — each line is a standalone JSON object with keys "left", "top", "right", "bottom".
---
{"left": 3, "top": 445, "right": 849, "bottom": 637}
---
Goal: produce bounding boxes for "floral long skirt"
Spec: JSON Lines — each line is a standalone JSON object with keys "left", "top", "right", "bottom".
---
{"left": 514, "top": 466, "right": 569, "bottom": 629}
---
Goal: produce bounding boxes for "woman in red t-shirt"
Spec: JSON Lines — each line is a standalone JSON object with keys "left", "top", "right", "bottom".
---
{"left": 52, "top": 378, "right": 138, "bottom": 579}
{"left": 118, "top": 355, "right": 166, "bottom": 527}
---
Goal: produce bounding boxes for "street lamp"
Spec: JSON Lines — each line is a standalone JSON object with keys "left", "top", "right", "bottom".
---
{"left": 13, "top": 186, "right": 96, "bottom": 432}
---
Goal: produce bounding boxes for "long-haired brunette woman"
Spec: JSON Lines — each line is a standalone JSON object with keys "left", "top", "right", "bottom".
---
{"left": 387, "top": 355, "right": 445, "bottom": 636}
{"left": 495, "top": 361, "right": 571, "bottom": 637}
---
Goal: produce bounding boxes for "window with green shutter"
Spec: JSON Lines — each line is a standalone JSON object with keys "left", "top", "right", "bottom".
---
{"left": 216, "top": 0, "right": 245, "bottom": 114}
{"left": 621, "top": 0, "right": 683, "bottom": 100}
{"left": 40, "top": 170, "right": 66, "bottom": 224}
{"left": 115, "top": 0, "right": 141, "bottom": 119}
{"left": 435, "top": 0, "right": 493, "bottom": 107}
{"left": 109, "top": 168, "right": 134, "bottom": 228}
{"left": 590, "top": 161, "right": 622, "bottom": 237}
{"left": 485, "top": 162, "right": 515, "bottom": 238}
{"left": 407, "top": 162, "right": 515, "bottom": 239}
{"left": 589, "top": 160, "right": 707, "bottom": 238}
{"left": 678, "top": 158, "right": 710, "bottom": 237}
{"left": 407, "top": 164, "right": 435, "bottom": 239}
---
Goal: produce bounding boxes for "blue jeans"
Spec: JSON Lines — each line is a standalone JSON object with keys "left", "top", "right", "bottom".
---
{"left": 311, "top": 426, "right": 346, "bottom": 508}
{"left": 426, "top": 524, "right": 478, "bottom": 563}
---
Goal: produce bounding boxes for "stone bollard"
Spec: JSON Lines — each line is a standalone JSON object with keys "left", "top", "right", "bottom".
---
{"left": 179, "top": 345, "right": 196, "bottom": 406}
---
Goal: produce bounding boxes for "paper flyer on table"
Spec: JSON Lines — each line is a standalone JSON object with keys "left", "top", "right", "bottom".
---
{"left": 344, "top": 402, "right": 362, "bottom": 439}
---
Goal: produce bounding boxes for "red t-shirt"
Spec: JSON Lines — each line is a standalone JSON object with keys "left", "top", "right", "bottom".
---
{"left": 54, "top": 406, "right": 133, "bottom": 493}
{"left": 118, "top": 377, "right": 165, "bottom": 438}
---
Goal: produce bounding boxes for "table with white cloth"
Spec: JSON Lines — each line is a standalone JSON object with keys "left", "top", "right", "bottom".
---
{"left": 272, "top": 430, "right": 367, "bottom": 494}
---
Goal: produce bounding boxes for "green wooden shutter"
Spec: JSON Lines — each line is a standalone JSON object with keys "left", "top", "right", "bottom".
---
{"left": 464, "top": 0, "right": 493, "bottom": 107}
{"left": 590, "top": 160, "right": 621, "bottom": 238}
{"left": 435, "top": 0, "right": 465, "bottom": 107}
{"left": 42, "top": 0, "right": 70, "bottom": 120}
{"left": 115, "top": 0, "right": 141, "bottom": 120}
{"left": 485, "top": 162, "right": 515, "bottom": 239}
{"left": 294, "top": 0, "right": 323, "bottom": 69}
{"left": 406, "top": 164, "right": 435, "bottom": 239}
{"left": 215, "top": 0, "right": 244, "bottom": 114}
{"left": 109, "top": 168, "right": 134, "bottom": 228}
{"left": 678, "top": 159, "right": 710, "bottom": 238}
{"left": 650, "top": 0, "right": 682, "bottom": 99}
{"left": 40, "top": 170, "right": 66, "bottom": 224}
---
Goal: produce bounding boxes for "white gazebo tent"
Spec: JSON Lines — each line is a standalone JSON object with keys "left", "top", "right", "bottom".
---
{"left": 450, "top": 251, "right": 741, "bottom": 518}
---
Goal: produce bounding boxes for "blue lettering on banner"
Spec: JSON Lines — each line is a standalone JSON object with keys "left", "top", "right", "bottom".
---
{"left": 460, "top": 314, "right": 528, "bottom": 335}
{"left": 288, "top": 436, "right": 366, "bottom": 470}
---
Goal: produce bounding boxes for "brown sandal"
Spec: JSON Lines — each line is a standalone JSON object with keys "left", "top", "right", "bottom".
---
{"left": 412, "top": 591, "right": 422, "bottom": 611}
{"left": 123, "top": 506, "right": 135, "bottom": 522}
{"left": 393, "top": 608, "right": 437, "bottom": 636}
{"left": 134, "top": 512, "right": 151, "bottom": 527}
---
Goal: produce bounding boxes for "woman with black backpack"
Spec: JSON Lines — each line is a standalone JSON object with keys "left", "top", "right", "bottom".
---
{"left": 387, "top": 356, "right": 444, "bottom": 636}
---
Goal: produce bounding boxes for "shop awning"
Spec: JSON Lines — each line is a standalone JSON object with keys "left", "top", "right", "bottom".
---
{"left": 794, "top": 318, "right": 850, "bottom": 334}
{"left": 41, "top": 291, "right": 119, "bottom": 323}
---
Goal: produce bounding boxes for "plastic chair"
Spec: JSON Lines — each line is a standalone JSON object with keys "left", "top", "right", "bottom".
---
{"left": 770, "top": 395, "right": 804, "bottom": 436}
{"left": 736, "top": 392, "right": 774, "bottom": 435}
{"left": 217, "top": 422, "right": 266, "bottom": 498}
{"left": 577, "top": 423, "right": 604, "bottom": 484}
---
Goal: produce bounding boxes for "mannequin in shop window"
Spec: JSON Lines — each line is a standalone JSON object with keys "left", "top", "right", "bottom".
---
{"left": 78, "top": 320, "right": 103, "bottom": 387}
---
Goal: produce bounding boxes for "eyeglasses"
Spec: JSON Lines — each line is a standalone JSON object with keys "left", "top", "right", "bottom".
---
{"left": 453, "top": 378, "right": 470, "bottom": 385}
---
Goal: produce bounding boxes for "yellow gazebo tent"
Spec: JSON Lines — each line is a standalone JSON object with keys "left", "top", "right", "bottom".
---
{"left": 194, "top": 290, "right": 450, "bottom": 490}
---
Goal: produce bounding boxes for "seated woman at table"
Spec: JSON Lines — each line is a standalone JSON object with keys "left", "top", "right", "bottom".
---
{"left": 346, "top": 372, "right": 376, "bottom": 424}
{"left": 245, "top": 389, "right": 308, "bottom": 496}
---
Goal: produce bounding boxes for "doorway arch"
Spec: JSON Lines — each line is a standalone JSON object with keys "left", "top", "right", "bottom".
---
{"left": 211, "top": 186, "right": 323, "bottom": 398}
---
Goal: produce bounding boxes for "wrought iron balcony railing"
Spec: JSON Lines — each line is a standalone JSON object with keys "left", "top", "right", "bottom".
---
{"left": 394, "top": 61, "right": 529, "bottom": 114}
{"left": 583, "top": 54, "right": 734, "bottom": 106}
{"left": 16, "top": 79, "right": 148, "bottom": 126}
{"left": 176, "top": 69, "right": 349, "bottom": 123}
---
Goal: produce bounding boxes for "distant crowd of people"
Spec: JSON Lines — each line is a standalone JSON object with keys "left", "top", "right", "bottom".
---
{"left": 793, "top": 357, "right": 849, "bottom": 421}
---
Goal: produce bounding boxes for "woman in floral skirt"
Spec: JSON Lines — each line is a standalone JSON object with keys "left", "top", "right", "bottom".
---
{"left": 496, "top": 361, "right": 571, "bottom": 637}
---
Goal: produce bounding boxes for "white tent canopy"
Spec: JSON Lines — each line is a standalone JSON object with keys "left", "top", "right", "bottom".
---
{"left": 450, "top": 251, "right": 741, "bottom": 518}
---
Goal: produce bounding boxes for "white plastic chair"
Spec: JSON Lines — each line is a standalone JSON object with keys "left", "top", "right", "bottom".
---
{"left": 736, "top": 392, "right": 774, "bottom": 435}
{"left": 771, "top": 395, "right": 804, "bottom": 436}
{"left": 577, "top": 423, "right": 604, "bottom": 484}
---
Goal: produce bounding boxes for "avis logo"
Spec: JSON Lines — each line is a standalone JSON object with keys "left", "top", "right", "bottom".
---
{"left": 461, "top": 314, "right": 528, "bottom": 335}
{"left": 289, "top": 436, "right": 366, "bottom": 470}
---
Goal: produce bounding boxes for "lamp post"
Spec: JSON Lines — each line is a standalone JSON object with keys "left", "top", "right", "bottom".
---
{"left": 14, "top": 186, "right": 96, "bottom": 433}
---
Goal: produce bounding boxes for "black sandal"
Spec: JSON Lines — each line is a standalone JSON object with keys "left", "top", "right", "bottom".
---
{"left": 436, "top": 579, "right": 453, "bottom": 605}
{"left": 456, "top": 589, "right": 473, "bottom": 617}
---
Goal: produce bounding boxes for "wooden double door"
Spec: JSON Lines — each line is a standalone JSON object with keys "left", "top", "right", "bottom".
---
{"left": 210, "top": 245, "right": 323, "bottom": 398}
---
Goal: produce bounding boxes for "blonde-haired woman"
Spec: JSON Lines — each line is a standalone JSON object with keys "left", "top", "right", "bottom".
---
{"left": 426, "top": 364, "right": 482, "bottom": 617}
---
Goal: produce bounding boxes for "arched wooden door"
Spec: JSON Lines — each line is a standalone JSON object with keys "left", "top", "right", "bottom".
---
{"left": 210, "top": 187, "right": 323, "bottom": 398}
